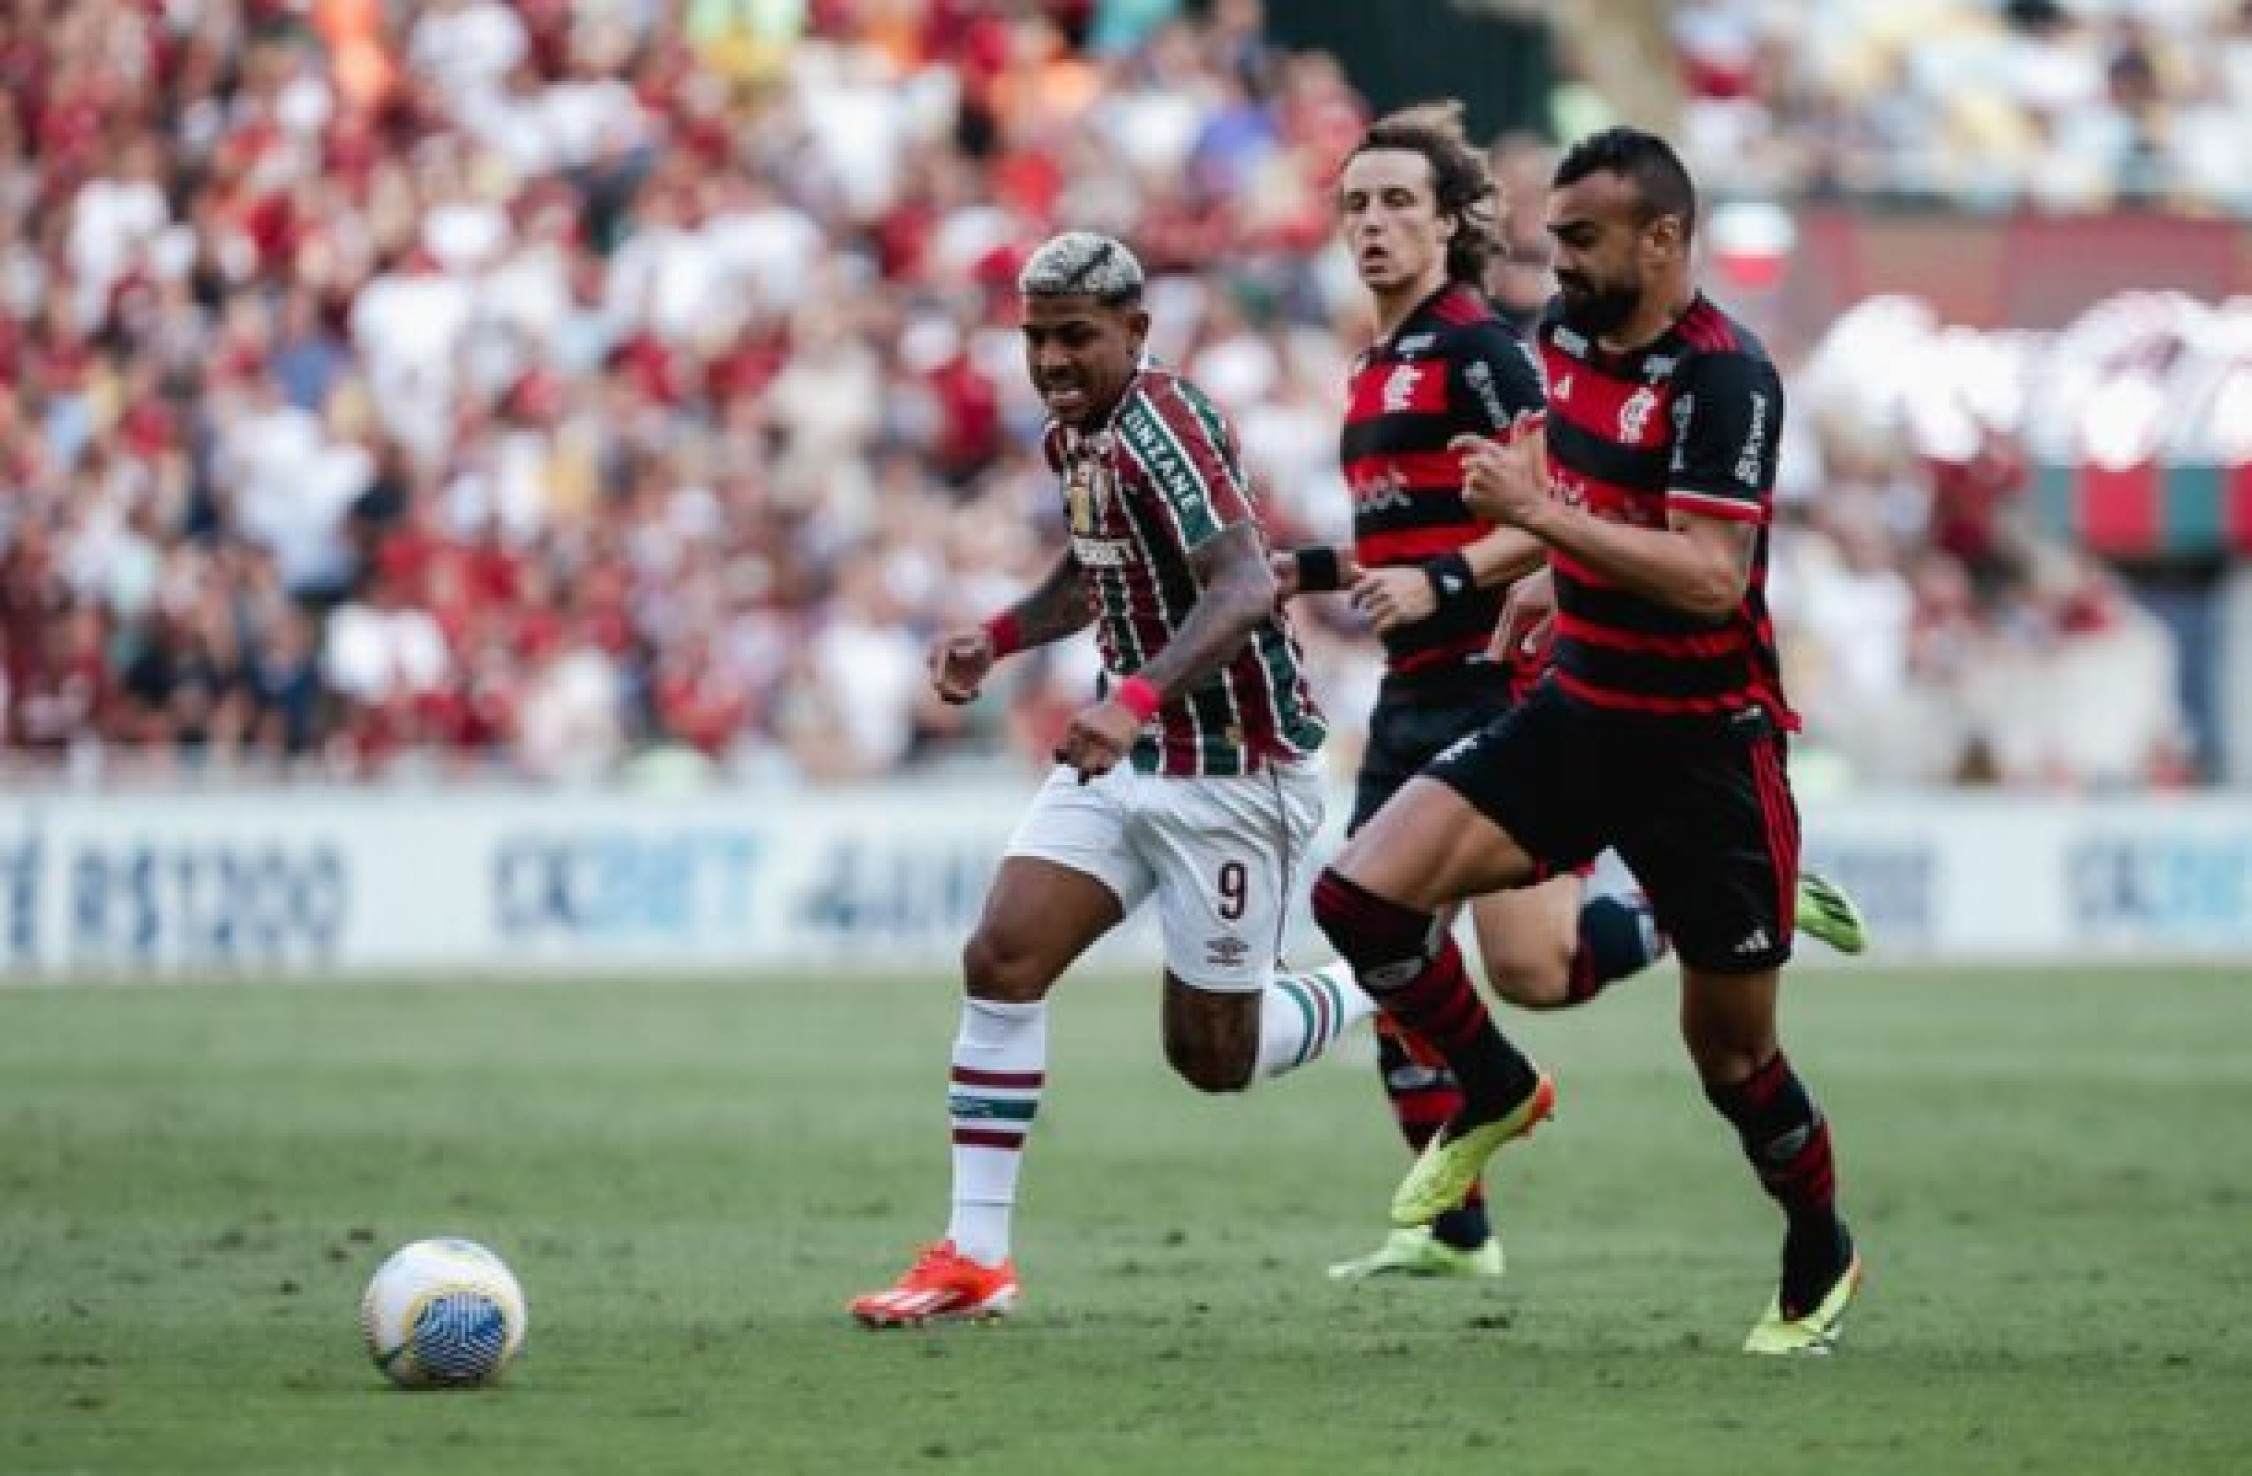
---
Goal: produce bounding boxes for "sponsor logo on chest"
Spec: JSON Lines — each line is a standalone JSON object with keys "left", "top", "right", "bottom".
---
{"left": 1071, "top": 535, "right": 1138, "bottom": 569}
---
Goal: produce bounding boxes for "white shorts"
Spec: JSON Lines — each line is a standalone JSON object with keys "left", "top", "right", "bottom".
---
{"left": 1004, "top": 759, "right": 1326, "bottom": 993}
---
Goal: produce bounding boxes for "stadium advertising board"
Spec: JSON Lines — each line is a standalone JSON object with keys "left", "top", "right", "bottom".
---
{"left": 2, "top": 788, "right": 2249, "bottom": 977}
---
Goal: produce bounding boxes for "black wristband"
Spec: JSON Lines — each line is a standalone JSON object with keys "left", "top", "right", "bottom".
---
{"left": 1423, "top": 551, "right": 1476, "bottom": 607}
{"left": 1293, "top": 546, "right": 1345, "bottom": 593}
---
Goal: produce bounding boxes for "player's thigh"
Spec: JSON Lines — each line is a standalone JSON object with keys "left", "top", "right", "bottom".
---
{"left": 1143, "top": 762, "right": 1324, "bottom": 996}
{"left": 1342, "top": 681, "right": 1611, "bottom": 913}
{"left": 975, "top": 767, "right": 1153, "bottom": 999}
{"left": 967, "top": 857, "right": 1128, "bottom": 1001}
{"left": 1615, "top": 725, "right": 1797, "bottom": 980}
{"left": 1348, "top": 685, "right": 1511, "bottom": 836}
{"left": 1333, "top": 776, "right": 1539, "bottom": 912}
{"left": 1468, "top": 870, "right": 1584, "bottom": 1008}
{"left": 1678, "top": 963, "right": 1782, "bottom": 1086}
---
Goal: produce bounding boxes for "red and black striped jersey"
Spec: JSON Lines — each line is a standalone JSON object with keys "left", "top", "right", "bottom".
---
{"left": 1534, "top": 292, "right": 1793, "bottom": 726}
{"left": 1340, "top": 282, "right": 1545, "bottom": 677}
{"left": 1041, "top": 364, "right": 1327, "bottom": 777}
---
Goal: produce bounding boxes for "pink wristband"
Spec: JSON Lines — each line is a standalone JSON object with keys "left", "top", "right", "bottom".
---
{"left": 983, "top": 612, "right": 1023, "bottom": 658}
{"left": 1115, "top": 675, "right": 1162, "bottom": 722}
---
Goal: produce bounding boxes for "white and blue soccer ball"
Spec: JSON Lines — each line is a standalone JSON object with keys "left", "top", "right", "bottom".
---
{"left": 359, "top": 1238, "right": 528, "bottom": 1389}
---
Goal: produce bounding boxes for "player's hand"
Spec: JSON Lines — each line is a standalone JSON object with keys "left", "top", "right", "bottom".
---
{"left": 1489, "top": 566, "right": 1557, "bottom": 663}
{"left": 927, "top": 628, "right": 996, "bottom": 705}
{"left": 1452, "top": 411, "right": 1549, "bottom": 529}
{"left": 1349, "top": 565, "right": 1437, "bottom": 634}
{"left": 1054, "top": 699, "right": 1141, "bottom": 782}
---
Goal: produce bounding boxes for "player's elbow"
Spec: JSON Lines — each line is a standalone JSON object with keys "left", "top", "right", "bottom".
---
{"left": 1233, "top": 559, "right": 1279, "bottom": 624}
{"left": 1679, "top": 563, "right": 1748, "bottom": 622}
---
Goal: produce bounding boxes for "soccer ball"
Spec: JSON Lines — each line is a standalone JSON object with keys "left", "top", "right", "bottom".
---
{"left": 359, "top": 1238, "right": 528, "bottom": 1389}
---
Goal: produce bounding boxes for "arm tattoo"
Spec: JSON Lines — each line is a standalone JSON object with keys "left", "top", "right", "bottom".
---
{"left": 1007, "top": 549, "right": 1094, "bottom": 648}
{"left": 1128, "top": 524, "right": 1274, "bottom": 702}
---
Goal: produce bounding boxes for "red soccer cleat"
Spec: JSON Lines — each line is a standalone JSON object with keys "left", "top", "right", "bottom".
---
{"left": 849, "top": 1242, "right": 1020, "bottom": 1327}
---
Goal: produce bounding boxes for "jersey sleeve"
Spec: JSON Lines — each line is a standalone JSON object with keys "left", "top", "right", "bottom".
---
{"left": 1117, "top": 378, "right": 1258, "bottom": 549}
{"left": 1665, "top": 351, "right": 1783, "bottom": 524}
{"left": 1448, "top": 322, "right": 1547, "bottom": 438}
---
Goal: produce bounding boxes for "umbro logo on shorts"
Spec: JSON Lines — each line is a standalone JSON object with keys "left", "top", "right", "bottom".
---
{"left": 1205, "top": 936, "right": 1251, "bottom": 969}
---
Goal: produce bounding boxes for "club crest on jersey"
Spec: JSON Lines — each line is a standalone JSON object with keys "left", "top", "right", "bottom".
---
{"left": 1064, "top": 455, "right": 1114, "bottom": 535}
{"left": 1381, "top": 363, "right": 1424, "bottom": 414}
{"left": 1618, "top": 386, "right": 1659, "bottom": 443}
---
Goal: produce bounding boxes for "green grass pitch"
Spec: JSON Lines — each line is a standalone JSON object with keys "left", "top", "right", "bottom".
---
{"left": 3, "top": 965, "right": 2249, "bottom": 1473}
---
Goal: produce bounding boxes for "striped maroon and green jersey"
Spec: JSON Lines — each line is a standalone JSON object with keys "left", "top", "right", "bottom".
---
{"left": 1042, "top": 365, "right": 1326, "bottom": 777}
{"left": 1535, "top": 292, "right": 1796, "bottom": 727}
{"left": 1341, "top": 282, "right": 1547, "bottom": 676}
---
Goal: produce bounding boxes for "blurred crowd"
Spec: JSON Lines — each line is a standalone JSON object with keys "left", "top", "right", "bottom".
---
{"left": 0, "top": 0, "right": 2200, "bottom": 791}
{"left": 1674, "top": 0, "right": 2252, "bottom": 212}
{"left": 1774, "top": 291, "right": 2229, "bottom": 789}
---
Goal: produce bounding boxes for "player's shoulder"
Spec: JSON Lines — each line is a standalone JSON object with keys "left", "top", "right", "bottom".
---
{"left": 1421, "top": 287, "right": 1539, "bottom": 385}
{"left": 1530, "top": 295, "right": 1597, "bottom": 366}
{"left": 1669, "top": 296, "right": 1779, "bottom": 381}
{"left": 1118, "top": 365, "right": 1232, "bottom": 443}
{"left": 1420, "top": 284, "right": 1515, "bottom": 347}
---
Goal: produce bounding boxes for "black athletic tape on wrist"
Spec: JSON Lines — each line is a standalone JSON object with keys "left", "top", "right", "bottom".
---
{"left": 1423, "top": 551, "right": 1475, "bottom": 608}
{"left": 1293, "top": 546, "right": 1345, "bottom": 593}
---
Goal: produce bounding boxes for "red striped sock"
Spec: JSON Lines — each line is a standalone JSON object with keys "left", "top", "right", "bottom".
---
{"left": 1311, "top": 868, "right": 1538, "bottom": 1120}
{"left": 1706, "top": 1051, "right": 1837, "bottom": 1221}
{"left": 1376, "top": 1022, "right": 1488, "bottom": 1230}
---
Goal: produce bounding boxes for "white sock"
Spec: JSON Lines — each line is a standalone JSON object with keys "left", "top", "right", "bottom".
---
{"left": 943, "top": 997, "right": 1047, "bottom": 1267}
{"left": 1257, "top": 960, "right": 1377, "bottom": 1080}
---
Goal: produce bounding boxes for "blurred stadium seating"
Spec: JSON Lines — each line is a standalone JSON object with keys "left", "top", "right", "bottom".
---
{"left": 0, "top": 0, "right": 2245, "bottom": 793}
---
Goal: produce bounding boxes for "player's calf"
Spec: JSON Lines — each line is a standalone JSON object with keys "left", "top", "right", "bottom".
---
{"left": 1310, "top": 866, "right": 1539, "bottom": 1123}
{"left": 1161, "top": 978, "right": 1260, "bottom": 1093}
{"left": 1162, "top": 968, "right": 1375, "bottom": 1092}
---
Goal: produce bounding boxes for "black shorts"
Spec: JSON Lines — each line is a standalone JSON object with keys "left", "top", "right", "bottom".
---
{"left": 1425, "top": 678, "right": 1801, "bottom": 973}
{"left": 1349, "top": 672, "right": 1516, "bottom": 834}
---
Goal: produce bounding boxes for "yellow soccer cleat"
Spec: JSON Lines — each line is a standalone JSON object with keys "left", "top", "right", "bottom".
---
{"left": 1743, "top": 1252, "right": 1864, "bottom": 1356}
{"left": 1327, "top": 1226, "right": 1504, "bottom": 1281}
{"left": 1390, "top": 1072, "right": 1556, "bottom": 1229}
{"left": 1795, "top": 870, "right": 1870, "bottom": 956}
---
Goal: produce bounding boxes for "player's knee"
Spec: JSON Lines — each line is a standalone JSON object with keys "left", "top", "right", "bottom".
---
{"left": 1163, "top": 1030, "right": 1254, "bottom": 1094}
{"left": 1484, "top": 950, "right": 1573, "bottom": 1011}
{"left": 1679, "top": 1009, "right": 1777, "bottom": 1087}
{"left": 1311, "top": 865, "right": 1427, "bottom": 974}
{"left": 1309, "top": 865, "right": 1356, "bottom": 948}
{"left": 961, "top": 929, "right": 1053, "bottom": 1003}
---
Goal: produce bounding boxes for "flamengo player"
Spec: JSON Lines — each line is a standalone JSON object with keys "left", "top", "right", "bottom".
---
{"left": 1310, "top": 129, "right": 1863, "bottom": 1353}
{"left": 851, "top": 233, "right": 1366, "bottom": 1327}
{"left": 1279, "top": 105, "right": 1865, "bottom": 1282}
{"left": 1273, "top": 103, "right": 1667, "bottom": 1281}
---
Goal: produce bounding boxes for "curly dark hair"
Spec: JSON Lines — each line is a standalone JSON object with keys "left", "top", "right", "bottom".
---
{"left": 1346, "top": 100, "right": 1503, "bottom": 287}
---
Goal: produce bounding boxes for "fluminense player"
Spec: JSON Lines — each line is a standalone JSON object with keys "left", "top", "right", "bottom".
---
{"left": 851, "top": 232, "right": 1366, "bottom": 1327}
